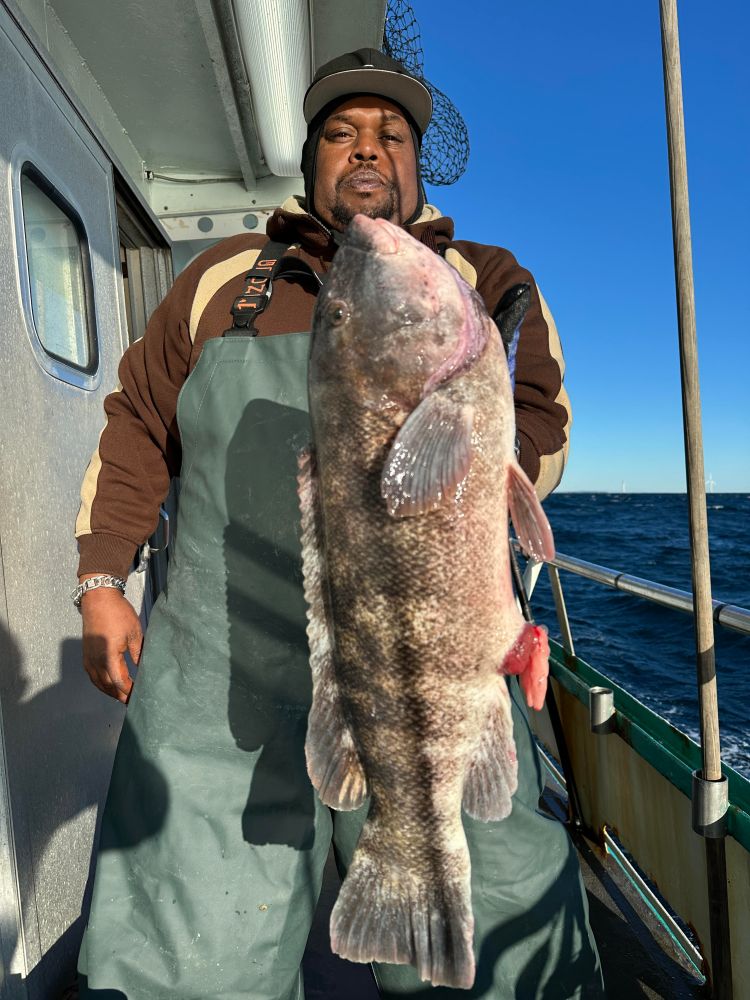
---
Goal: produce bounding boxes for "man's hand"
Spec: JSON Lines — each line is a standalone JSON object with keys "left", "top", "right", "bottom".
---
{"left": 80, "top": 578, "right": 142, "bottom": 702}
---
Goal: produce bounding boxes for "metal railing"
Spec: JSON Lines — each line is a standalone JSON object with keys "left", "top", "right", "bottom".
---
{"left": 512, "top": 541, "right": 750, "bottom": 638}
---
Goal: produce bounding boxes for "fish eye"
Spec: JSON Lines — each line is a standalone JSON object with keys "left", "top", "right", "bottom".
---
{"left": 328, "top": 299, "right": 349, "bottom": 326}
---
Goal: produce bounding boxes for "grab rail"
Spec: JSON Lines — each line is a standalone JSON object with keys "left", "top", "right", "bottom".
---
{"left": 511, "top": 542, "right": 750, "bottom": 637}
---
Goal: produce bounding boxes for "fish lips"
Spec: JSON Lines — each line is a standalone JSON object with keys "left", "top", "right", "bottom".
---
{"left": 344, "top": 213, "right": 401, "bottom": 255}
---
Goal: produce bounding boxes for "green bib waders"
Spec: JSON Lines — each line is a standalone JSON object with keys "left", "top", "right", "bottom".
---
{"left": 79, "top": 332, "right": 602, "bottom": 999}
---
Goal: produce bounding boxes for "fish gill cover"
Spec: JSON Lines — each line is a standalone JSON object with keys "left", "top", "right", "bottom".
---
{"left": 383, "top": 0, "right": 470, "bottom": 185}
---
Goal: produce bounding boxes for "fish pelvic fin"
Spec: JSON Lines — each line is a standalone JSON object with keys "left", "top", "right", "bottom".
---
{"left": 507, "top": 459, "right": 555, "bottom": 563}
{"left": 462, "top": 679, "right": 518, "bottom": 821}
{"left": 331, "top": 820, "right": 476, "bottom": 989}
{"left": 381, "top": 392, "right": 474, "bottom": 518}
{"left": 298, "top": 447, "right": 368, "bottom": 811}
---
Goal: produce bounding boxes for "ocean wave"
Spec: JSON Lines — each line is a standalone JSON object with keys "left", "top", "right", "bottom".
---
{"left": 536, "top": 493, "right": 750, "bottom": 779}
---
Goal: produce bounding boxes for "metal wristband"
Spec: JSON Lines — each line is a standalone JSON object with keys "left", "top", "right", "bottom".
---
{"left": 71, "top": 574, "right": 127, "bottom": 608}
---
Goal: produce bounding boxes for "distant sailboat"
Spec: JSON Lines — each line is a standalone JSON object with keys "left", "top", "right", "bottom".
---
{"left": 621, "top": 480, "right": 626, "bottom": 494}
{"left": 706, "top": 472, "right": 716, "bottom": 494}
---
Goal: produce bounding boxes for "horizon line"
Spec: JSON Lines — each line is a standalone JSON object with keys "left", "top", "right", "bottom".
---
{"left": 553, "top": 490, "right": 748, "bottom": 495}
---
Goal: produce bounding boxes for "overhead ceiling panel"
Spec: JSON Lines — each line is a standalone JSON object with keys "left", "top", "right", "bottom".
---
{"left": 45, "top": 0, "right": 389, "bottom": 187}
{"left": 50, "top": 0, "right": 241, "bottom": 174}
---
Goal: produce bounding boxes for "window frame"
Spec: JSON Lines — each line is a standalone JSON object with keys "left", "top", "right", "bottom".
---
{"left": 14, "top": 157, "right": 100, "bottom": 389}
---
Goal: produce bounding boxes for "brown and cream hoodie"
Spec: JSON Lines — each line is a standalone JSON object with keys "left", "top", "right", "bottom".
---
{"left": 75, "top": 197, "right": 571, "bottom": 579}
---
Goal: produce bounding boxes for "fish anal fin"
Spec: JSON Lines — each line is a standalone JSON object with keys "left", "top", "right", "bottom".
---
{"left": 381, "top": 393, "right": 474, "bottom": 518}
{"left": 306, "top": 687, "right": 368, "bottom": 811}
{"left": 462, "top": 681, "right": 518, "bottom": 822}
{"left": 508, "top": 459, "right": 555, "bottom": 562}
{"left": 297, "top": 447, "right": 368, "bottom": 811}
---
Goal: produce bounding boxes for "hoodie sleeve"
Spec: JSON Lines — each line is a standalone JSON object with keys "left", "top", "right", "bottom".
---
{"left": 454, "top": 242, "right": 571, "bottom": 500}
{"left": 74, "top": 265, "right": 197, "bottom": 579}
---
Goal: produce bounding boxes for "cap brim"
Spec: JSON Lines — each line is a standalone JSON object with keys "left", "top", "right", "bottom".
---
{"left": 303, "top": 68, "right": 432, "bottom": 133}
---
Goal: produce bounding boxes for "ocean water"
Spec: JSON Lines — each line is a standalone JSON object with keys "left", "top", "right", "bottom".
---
{"left": 529, "top": 493, "right": 750, "bottom": 780}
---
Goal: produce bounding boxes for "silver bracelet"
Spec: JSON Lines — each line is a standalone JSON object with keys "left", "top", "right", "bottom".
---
{"left": 71, "top": 574, "right": 127, "bottom": 608}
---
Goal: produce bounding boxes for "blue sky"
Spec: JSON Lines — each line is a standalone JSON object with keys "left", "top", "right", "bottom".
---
{"left": 413, "top": 1, "right": 749, "bottom": 492}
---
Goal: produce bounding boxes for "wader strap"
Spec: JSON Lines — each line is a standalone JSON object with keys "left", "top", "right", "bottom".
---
{"left": 223, "top": 240, "right": 323, "bottom": 337}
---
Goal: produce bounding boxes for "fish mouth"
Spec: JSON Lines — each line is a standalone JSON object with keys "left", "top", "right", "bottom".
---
{"left": 345, "top": 214, "right": 401, "bottom": 255}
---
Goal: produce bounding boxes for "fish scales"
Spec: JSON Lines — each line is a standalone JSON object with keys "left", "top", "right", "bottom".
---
{"left": 316, "top": 372, "right": 510, "bottom": 814}
{"left": 298, "top": 214, "right": 554, "bottom": 988}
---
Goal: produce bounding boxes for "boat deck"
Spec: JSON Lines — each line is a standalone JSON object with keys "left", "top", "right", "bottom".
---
{"left": 302, "top": 788, "right": 707, "bottom": 999}
{"left": 571, "top": 829, "right": 705, "bottom": 998}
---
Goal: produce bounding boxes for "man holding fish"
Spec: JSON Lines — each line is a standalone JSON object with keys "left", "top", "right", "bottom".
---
{"left": 74, "top": 48, "right": 602, "bottom": 999}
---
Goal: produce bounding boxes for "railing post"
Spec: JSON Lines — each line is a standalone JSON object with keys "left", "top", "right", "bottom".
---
{"left": 658, "top": 0, "right": 732, "bottom": 993}
{"left": 547, "top": 564, "right": 575, "bottom": 657}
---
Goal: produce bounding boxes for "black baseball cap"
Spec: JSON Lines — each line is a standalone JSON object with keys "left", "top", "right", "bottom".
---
{"left": 303, "top": 48, "right": 432, "bottom": 136}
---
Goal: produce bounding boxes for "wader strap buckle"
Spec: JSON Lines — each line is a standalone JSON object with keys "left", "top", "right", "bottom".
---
{"left": 223, "top": 240, "right": 322, "bottom": 337}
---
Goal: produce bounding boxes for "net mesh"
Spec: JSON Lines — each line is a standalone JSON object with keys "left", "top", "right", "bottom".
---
{"left": 383, "top": 0, "right": 470, "bottom": 185}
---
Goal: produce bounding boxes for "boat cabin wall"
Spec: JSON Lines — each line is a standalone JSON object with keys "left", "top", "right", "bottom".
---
{"left": 0, "top": 7, "right": 175, "bottom": 997}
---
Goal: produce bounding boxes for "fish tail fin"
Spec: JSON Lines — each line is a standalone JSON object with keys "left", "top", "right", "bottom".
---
{"left": 331, "top": 820, "right": 475, "bottom": 989}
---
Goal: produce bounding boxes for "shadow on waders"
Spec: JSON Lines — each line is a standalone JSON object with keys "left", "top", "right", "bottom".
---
{"left": 224, "top": 398, "right": 316, "bottom": 852}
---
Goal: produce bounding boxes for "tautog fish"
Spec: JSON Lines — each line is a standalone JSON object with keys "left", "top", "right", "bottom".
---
{"left": 297, "top": 214, "right": 554, "bottom": 989}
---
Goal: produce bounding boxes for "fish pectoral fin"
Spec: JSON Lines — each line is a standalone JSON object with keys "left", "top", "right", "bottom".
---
{"left": 381, "top": 393, "right": 474, "bottom": 518}
{"left": 507, "top": 458, "right": 555, "bottom": 562}
{"left": 462, "top": 681, "right": 518, "bottom": 821}
{"left": 298, "top": 446, "right": 368, "bottom": 811}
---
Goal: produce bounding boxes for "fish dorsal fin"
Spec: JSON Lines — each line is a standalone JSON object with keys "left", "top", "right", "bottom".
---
{"left": 381, "top": 393, "right": 474, "bottom": 518}
{"left": 507, "top": 459, "right": 555, "bottom": 562}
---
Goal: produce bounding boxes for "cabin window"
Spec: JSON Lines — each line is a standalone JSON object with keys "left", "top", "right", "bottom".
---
{"left": 20, "top": 166, "right": 97, "bottom": 373}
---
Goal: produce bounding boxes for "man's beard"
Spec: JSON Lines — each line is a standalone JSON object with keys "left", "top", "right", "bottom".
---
{"left": 330, "top": 174, "right": 402, "bottom": 230}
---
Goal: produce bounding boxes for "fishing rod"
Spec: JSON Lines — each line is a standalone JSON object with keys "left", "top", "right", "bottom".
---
{"left": 660, "top": 1, "right": 731, "bottom": 993}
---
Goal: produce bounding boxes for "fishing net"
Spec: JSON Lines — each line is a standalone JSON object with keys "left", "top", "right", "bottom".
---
{"left": 383, "top": 0, "right": 470, "bottom": 185}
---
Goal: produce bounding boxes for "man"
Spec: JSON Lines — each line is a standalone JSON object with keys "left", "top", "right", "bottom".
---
{"left": 75, "top": 49, "right": 600, "bottom": 999}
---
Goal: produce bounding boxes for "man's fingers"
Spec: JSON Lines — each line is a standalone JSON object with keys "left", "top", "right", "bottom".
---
{"left": 80, "top": 592, "right": 139, "bottom": 701}
{"left": 83, "top": 643, "right": 133, "bottom": 702}
{"left": 127, "top": 623, "right": 144, "bottom": 666}
{"left": 84, "top": 663, "right": 109, "bottom": 697}
{"left": 84, "top": 662, "right": 125, "bottom": 702}
{"left": 90, "top": 667, "right": 129, "bottom": 702}
{"left": 106, "top": 650, "right": 134, "bottom": 700}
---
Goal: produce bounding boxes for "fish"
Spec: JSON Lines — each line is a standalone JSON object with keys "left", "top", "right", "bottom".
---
{"left": 297, "top": 214, "right": 554, "bottom": 989}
